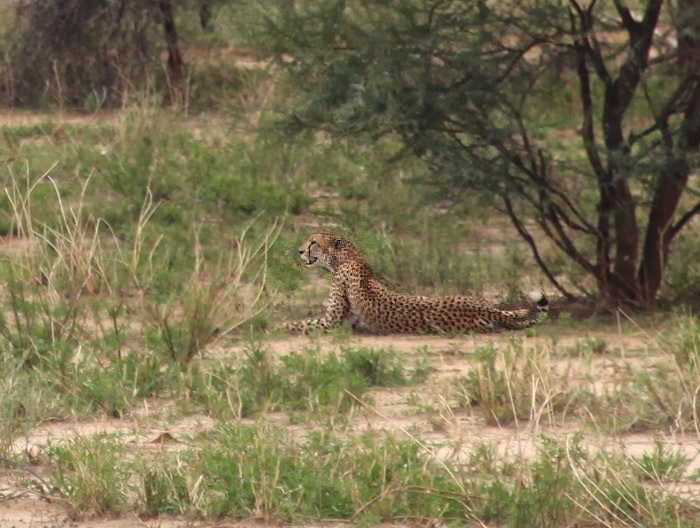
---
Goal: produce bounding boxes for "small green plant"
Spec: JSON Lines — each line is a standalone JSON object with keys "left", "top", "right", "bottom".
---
{"left": 0, "top": 169, "right": 92, "bottom": 369}
{"left": 189, "top": 343, "right": 283, "bottom": 418}
{"left": 631, "top": 439, "right": 689, "bottom": 482}
{"left": 279, "top": 346, "right": 417, "bottom": 414}
{"left": 0, "top": 361, "right": 26, "bottom": 458}
{"left": 68, "top": 351, "right": 173, "bottom": 418}
{"left": 278, "top": 348, "right": 371, "bottom": 414}
{"left": 139, "top": 452, "right": 193, "bottom": 517}
{"left": 502, "top": 438, "right": 582, "bottom": 528}
{"left": 46, "top": 433, "right": 130, "bottom": 518}
{"left": 342, "top": 346, "right": 411, "bottom": 386}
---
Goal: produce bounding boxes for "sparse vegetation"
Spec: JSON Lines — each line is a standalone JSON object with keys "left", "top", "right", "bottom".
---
{"left": 457, "top": 341, "right": 587, "bottom": 426}
{"left": 187, "top": 344, "right": 421, "bottom": 420}
{"left": 46, "top": 433, "right": 131, "bottom": 518}
{"left": 0, "top": 1, "right": 699, "bottom": 527}
{"left": 33, "top": 424, "right": 700, "bottom": 525}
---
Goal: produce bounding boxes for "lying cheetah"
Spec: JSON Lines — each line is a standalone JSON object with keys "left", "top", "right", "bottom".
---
{"left": 283, "top": 232, "right": 548, "bottom": 334}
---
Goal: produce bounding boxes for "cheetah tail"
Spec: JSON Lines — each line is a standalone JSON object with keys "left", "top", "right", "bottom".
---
{"left": 532, "top": 291, "right": 549, "bottom": 316}
{"left": 503, "top": 291, "right": 549, "bottom": 329}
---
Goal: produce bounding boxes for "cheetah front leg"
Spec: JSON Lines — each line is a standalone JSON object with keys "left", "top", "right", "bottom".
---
{"left": 282, "top": 282, "right": 350, "bottom": 334}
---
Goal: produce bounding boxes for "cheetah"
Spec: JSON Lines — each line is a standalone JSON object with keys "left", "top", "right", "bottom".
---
{"left": 282, "top": 232, "right": 548, "bottom": 334}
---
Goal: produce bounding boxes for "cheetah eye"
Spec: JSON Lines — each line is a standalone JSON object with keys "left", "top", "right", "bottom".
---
{"left": 300, "top": 240, "right": 316, "bottom": 255}
{"left": 333, "top": 238, "right": 342, "bottom": 249}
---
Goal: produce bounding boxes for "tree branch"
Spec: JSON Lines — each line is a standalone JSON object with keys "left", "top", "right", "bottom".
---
{"left": 502, "top": 120, "right": 597, "bottom": 236}
{"left": 670, "top": 201, "right": 700, "bottom": 239}
{"left": 568, "top": 0, "right": 610, "bottom": 84}
{"left": 503, "top": 197, "right": 575, "bottom": 299}
{"left": 612, "top": 0, "right": 638, "bottom": 31}
{"left": 604, "top": 0, "right": 662, "bottom": 144}
{"left": 569, "top": 6, "right": 607, "bottom": 180}
{"left": 545, "top": 204, "right": 598, "bottom": 275}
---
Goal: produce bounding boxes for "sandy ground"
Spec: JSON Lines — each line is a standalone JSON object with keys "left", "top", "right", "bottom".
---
{"left": 2, "top": 328, "right": 699, "bottom": 528}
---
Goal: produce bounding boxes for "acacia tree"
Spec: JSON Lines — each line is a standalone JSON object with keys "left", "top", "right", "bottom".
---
{"left": 257, "top": 0, "right": 700, "bottom": 307}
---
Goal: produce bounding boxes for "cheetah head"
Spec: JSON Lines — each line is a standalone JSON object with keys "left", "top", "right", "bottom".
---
{"left": 297, "top": 232, "right": 358, "bottom": 272}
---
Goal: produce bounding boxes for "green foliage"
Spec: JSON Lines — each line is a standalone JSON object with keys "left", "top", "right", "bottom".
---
{"left": 0, "top": 256, "right": 82, "bottom": 371}
{"left": 69, "top": 352, "right": 174, "bottom": 418}
{"left": 47, "top": 434, "right": 131, "bottom": 517}
{"left": 140, "top": 453, "right": 192, "bottom": 517}
{"left": 189, "top": 345, "right": 416, "bottom": 419}
{"left": 251, "top": 0, "right": 700, "bottom": 306}
{"left": 277, "top": 349, "right": 371, "bottom": 414}
{"left": 504, "top": 439, "right": 582, "bottom": 527}
{"left": 632, "top": 439, "right": 689, "bottom": 482}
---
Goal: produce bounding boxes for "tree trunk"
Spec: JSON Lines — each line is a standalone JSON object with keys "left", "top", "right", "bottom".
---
{"left": 594, "top": 0, "right": 662, "bottom": 306}
{"left": 638, "top": 161, "right": 691, "bottom": 302}
{"left": 157, "top": 0, "right": 184, "bottom": 105}
{"left": 638, "top": 0, "right": 700, "bottom": 301}
{"left": 639, "top": 0, "right": 700, "bottom": 302}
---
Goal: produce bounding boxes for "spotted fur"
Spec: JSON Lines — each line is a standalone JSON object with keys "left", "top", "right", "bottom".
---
{"left": 283, "top": 233, "right": 548, "bottom": 334}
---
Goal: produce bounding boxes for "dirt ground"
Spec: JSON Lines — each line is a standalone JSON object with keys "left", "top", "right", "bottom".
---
{"left": 2, "top": 327, "right": 699, "bottom": 528}
{"left": 1, "top": 109, "right": 698, "bottom": 526}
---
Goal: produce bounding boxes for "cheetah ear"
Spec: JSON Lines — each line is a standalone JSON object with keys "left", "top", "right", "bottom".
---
{"left": 333, "top": 238, "right": 343, "bottom": 249}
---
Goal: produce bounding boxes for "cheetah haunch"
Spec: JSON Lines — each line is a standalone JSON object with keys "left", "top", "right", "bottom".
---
{"left": 283, "top": 232, "right": 548, "bottom": 335}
